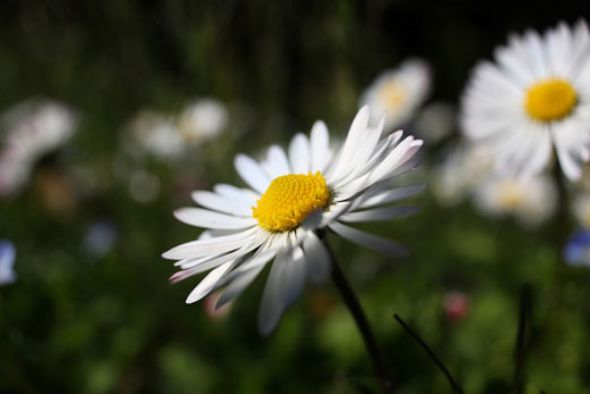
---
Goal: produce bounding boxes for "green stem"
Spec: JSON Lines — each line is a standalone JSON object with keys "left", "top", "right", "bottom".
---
{"left": 322, "top": 237, "right": 394, "bottom": 393}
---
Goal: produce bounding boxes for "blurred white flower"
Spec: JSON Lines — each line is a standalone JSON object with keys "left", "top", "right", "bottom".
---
{"left": 473, "top": 175, "right": 557, "bottom": 226}
{"left": 461, "top": 20, "right": 590, "bottom": 180}
{"left": 0, "top": 240, "right": 16, "bottom": 286}
{"left": 414, "top": 102, "right": 455, "bottom": 143}
{"left": 128, "top": 99, "right": 228, "bottom": 161}
{"left": 177, "top": 98, "right": 228, "bottom": 142}
{"left": 432, "top": 144, "right": 493, "bottom": 206}
{"left": 360, "top": 59, "right": 431, "bottom": 131}
{"left": 128, "top": 111, "right": 184, "bottom": 159}
{"left": 0, "top": 100, "right": 77, "bottom": 196}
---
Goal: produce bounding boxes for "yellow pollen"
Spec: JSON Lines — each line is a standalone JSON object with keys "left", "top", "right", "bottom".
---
{"left": 524, "top": 78, "right": 577, "bottom": 122}
{"left": 253, "top": 172, "right": 330, "bottom": 232}
{"left": 498, "top": 181, "right": 523, "bottom": 209}
{"left": 379, "top": 81, "right": 406, "bottom": 108}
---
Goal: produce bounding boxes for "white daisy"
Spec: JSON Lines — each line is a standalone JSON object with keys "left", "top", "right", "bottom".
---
{"left": 163, "top": 107, "right": 423, "bottom": 334}
{"left": 432, "top": 143, "right": 493, "bottom": 206}
{"left": 0, "top": 100, "right": 77, "bottom": 196}
{"left": 1, "top": 100, "right": 76, "bottom": 160}
{"left": 128, "top": 99, "right": 228, "bottom": 160}
{"left": 461, "top": 20, "right": 590, "bottom": 180}
{"left": 128, "top": 111, "right": 184, "bottom": 160}
{"left": 177, "top": 98, "right": 228, "bottom": 142}
{"left": 360, "top": 59, "right": 431, "bottom": 131}
{"left": 473, "top": 174, "right": 557, "bottom": 226}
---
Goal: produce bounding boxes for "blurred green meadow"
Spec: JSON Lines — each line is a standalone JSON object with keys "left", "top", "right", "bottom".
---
{"left": 2, "top": 1, "right": 590, "bottom": 393}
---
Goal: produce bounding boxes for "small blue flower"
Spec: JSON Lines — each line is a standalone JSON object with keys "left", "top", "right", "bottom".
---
{"left": 0, "top": 240, "right": 16, "bottom": 285}
{"left": 83, "top": 220, "right": 117, "bottom": 259}
{"left": 563, "top": 230, "right": 590, "bottom": 267}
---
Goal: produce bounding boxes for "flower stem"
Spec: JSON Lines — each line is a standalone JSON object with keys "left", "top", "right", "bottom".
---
{"left": 393, "top": 314, "right": 464, "bottom": 393}
{"left": 322, "top": 237, "right": 394, "bottom": 393}
{"left": 511, "top": 283, "right": 533, "bottom": 393}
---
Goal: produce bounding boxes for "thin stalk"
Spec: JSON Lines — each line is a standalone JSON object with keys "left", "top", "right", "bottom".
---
{"left": 322, "top": 237, "right": 394, "bottom": 394}
{"left": 511, "top": 283, "right": 532, "bottom": 393}
{"left": 393, "top": 314, "right": 464, "bottom": 394}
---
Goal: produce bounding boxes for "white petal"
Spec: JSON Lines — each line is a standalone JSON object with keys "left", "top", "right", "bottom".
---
{"left": 170, "top": 233, "right": 266, "bottom": 283}
{"left": 186, "top": 261, "right": 233, "bottom": 303}
{"left": 358, "top": 184, "right": 424, "bottom": 209}
{"left": 174, "top": 208, "right": 257, "bottom": 230}
{"left": 265, "top": 145, "right": 291, "bottom": 177}
{"left": 281, "top": 246, "right": 306, "bottom": 306}
{"left": 213, "top": 183, "right": 259, "bottom": 201}
{"left": 162, "top": 228, "right": 257, "bottom": 260}
{"left": 339, "top": 205, "right": 419, "bottom": 223}
{"left": 219, "top": 250, "right": 281, "bottom": 290}
{"left": 551, "top": 118, "right": 590, "bottom": 180}
{"left": 289, "top": 133, "right": 311, "bottom": 174}
{"left": 302, "top": 232, "right": 331, "bottom": 284}
{"left": 368, "top": 137, "right": 423, "bottom": 184}
{"left": 258, "top": 248, "right": 291, "bottom": 335}
{"left": 191, "top": 191, "right": 253, "bottom": 216}
{"left": 216, "top": 265, "right": 264, "bottom": 309}
{"left": 333, "top": 117, "right": 384, "bottom": 184}
{"left": 330, "top": 106, "right": 370, "bottom": 180}
{"left": 310, "top": 121, "right": 330, "bottom": 172}
{"left": 171, "top": 252, "right": 236, "bottom": 284}
{"left": 234, "top": 154, "right": 271, "bottom": 193}
{"left": 329, "top": 221, "right": 407, "bottom": 258}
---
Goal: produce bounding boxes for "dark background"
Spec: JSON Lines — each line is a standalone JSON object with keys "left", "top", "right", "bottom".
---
{"left": 1, "top": 1, "right": 590, "bottom": 393}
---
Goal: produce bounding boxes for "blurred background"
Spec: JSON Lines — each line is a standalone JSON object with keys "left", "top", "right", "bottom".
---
{"left": 2, "top": 1, "right": 590, "bottom": 393}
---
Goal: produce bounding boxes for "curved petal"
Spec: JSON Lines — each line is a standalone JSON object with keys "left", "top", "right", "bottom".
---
{"left": 264, "top": 145, "right": 291, "bottom": 177}
{"left": 339, "top": 205, "right": 419, "bottom": 223}
{"left": 192, "top": 191, "right": 253, "bottom": 216}
{"left": 234, "top": 154, "right": 271, "bottom": 193}
{"left": 174, "top": 208, "right": 257, "bottom": 230}
{"left": 302, "top": 232, "right": 331, "bottom": 284}
{"left": 186, "top": 262, "right": 233, "bottom": 303}
{"left": 310, "top": 120, "right": 331, "bottom": 172}
{"left": 289, "top": 133, "right": 311, "bottom": 174}
{"left": 329, "top": 221, "right": 407, "bottom": 258}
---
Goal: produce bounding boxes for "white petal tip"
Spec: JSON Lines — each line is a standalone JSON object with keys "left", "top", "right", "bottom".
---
{"left": 162, "top": 249, "right": 177, "bottom": 260}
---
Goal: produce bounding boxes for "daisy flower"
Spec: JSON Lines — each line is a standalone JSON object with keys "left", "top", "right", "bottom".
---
{"left": 128, "top": 99, "right": 228, "bottom": 160}
{"left": 163, "top": 107, "right": 423, "bottom": 333}
{"left": 432, "top": 143, "right": 492, "bottom": 206}
{"left": 127, "top": 110, "right": 184, "bottom": 160}
{"left": 461, "top": 20, "right": 590, "bottom": 180}
{"left": 0, "top": 100, "right": 77, "bottom": 196}
{"left": 360, "top": 59, "right": 431, "bottom": 131}
{"left": 472, "top": 174, "right": 557, "bottom": 227}
{"left": 177, "top": 98, "right": 228, "bottom": 143}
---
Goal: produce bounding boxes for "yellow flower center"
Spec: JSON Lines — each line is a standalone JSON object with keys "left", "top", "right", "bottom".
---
{"left": 379, "top": 81, "right": 406, "bottom": 109}
{"left": 253, "top": 172, "right": 330, "bottom": 232}
{"left": 498, "top": 181, "right": 523, "bottom": 209}
{"left": 524, "top": 78, "right": 577, "bottom": 122}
